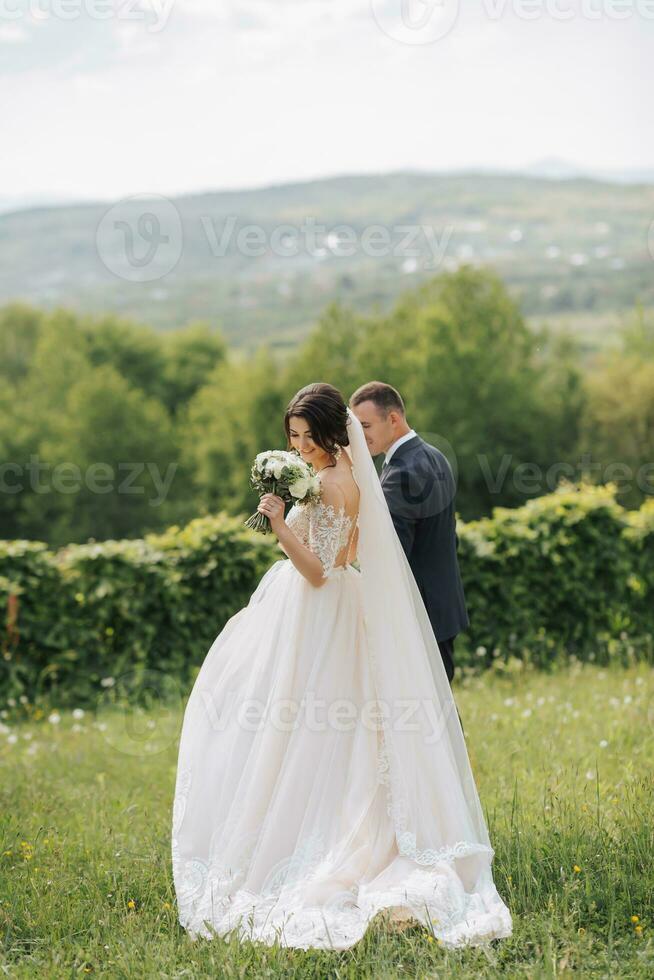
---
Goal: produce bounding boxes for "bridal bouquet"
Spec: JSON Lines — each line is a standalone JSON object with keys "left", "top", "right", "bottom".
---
{"left": 244, "top": 450, "right": 322, "bottom": 534}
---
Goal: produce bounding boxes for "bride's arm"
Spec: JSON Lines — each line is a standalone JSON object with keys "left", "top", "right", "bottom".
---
{"left": 274, "top": 519, "right": 328, "bottom": 588}
{"left": 259, "top": 493, "right": 328, "bottom": 589}
{"left": 261, "top": 482, "right": 351, "bottom": 587}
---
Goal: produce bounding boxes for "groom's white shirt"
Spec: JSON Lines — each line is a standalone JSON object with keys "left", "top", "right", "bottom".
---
{"left": 384, "top": 428, "right": 417, "bottom": 466}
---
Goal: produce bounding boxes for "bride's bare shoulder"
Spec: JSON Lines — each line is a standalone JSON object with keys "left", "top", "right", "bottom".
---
{"left": 317, "top": 461, "right": 359, "bottom": 507}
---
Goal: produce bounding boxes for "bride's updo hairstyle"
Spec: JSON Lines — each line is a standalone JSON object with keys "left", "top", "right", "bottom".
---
{"left": 283, "top": 383, "right": 350, "bottom": 468}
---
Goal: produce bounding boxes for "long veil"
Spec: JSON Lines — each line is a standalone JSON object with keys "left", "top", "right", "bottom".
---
{"left": 343, "top": 406, "right": 496, "bottom": 885}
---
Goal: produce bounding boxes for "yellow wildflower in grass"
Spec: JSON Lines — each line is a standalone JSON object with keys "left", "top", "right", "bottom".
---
{"left": 578, "top": 927, "right": 586, "bottom": 936}
{"left": 635, "top": 925, "right": 643, "bottom": 936}
{"left": 573, "top": 865, "right": 581, "bottom": 873}
{"left": 631, "top": 915, "right": 639, "bottom": 923}
{"left": 427, "top": 935, "right": 434, "bottom": 943}
{"left": 127, "top": 899, "right": 136, "bottom": 910}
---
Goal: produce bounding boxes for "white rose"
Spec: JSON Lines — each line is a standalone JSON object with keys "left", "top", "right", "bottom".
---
{"left": 269, "top": 459, "right": 286, "bottom": 479}
{"left": 289, "top": 477, "right": 310, "bottom": 499}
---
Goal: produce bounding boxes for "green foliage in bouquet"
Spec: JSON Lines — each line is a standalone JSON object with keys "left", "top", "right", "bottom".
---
{"left": 244, "top": 450, "right": 321, "bottom": 534}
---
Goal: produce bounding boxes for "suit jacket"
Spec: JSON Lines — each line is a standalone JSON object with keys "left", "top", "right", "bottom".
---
{"left": 380, "top": 434, "right": 469, "bottom": 642}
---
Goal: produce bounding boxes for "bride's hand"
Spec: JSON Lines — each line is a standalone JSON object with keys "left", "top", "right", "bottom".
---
{"left": 257, "top": 493, "right": 286, "bottom": 533}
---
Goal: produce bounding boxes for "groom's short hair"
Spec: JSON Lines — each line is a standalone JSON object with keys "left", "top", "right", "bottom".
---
{"left": 350, "top": 382, "right": 406, "bottom": 417}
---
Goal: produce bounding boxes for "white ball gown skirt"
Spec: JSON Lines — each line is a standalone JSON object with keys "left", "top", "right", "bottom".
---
{"left": 171, "top": 556, "right": 512, "bottom": 951}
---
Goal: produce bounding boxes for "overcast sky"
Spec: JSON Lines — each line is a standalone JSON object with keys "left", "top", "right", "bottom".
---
{"left": 1, "top": 0, "right": 651, "bottom": 202}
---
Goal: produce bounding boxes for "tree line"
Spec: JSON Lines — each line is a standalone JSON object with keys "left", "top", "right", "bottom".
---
{"left": 0, "top": 266, "right": 651, "bottom": 547}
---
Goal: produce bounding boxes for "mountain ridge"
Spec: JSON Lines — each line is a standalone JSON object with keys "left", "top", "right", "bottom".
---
{"left": 2, "top": 169, "right": 650, "bottom": 351}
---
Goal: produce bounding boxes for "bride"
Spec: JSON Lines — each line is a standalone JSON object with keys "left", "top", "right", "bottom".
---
{"left": 171, "top": 382, "right": 512, "bottom": 951}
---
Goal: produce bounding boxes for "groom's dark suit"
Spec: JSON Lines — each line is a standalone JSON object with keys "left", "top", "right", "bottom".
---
{"left": 380, "top": 434, "right": 469, "bottom": 683}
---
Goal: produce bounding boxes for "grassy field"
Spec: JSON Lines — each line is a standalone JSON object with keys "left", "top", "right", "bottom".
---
{"left": 1, "top": 658, "right": 653, "bottom": 978}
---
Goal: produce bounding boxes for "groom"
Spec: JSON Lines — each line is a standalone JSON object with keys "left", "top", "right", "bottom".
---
{"left": 350, "top": 381, "right": 469, "bottom": 685}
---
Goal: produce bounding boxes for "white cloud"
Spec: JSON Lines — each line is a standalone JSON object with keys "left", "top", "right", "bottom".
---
{"left": 0, "top": 1, "right": 650, "bottom": 199}
{"left": 0, "top": 23, "right": 29, "bottom": 42}
{"left": 114, "top": 21, "right": 160, "bottom": 59}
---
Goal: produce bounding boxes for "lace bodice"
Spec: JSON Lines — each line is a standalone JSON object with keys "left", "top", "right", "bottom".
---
{"left": 284, "top": 485, "right": 358, "bottom": 579}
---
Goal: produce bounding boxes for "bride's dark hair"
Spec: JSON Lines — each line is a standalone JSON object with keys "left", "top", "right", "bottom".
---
{"left": 284, "top": 383, "right": 350, "bottom": 468}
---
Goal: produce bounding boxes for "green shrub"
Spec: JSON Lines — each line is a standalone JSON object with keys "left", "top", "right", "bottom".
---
{"left": 622, "top": 496, "right": 654, "bottom": 636}
{"left": 0, "top": 515, "right": 278, "bottom": 707}
{"left": 0, "top": 484, "right": 652, "bottom": 708}
{"left": 54, "top": 537, "right": 178, "bottom": 703}
{"left": 458, "top": 482, "right": 653, "bottom": 668}
{"left": 144, "top": 513, "right": 278, "bottom": 676}
{"left": 0, "top": 541, "right": 64, "bottom": 696}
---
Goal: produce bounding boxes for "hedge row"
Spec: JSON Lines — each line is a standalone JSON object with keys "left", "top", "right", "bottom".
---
{"left": 0, "top": 515, "right": 278, "bottom": 707}
{"left": 458, "top": 482, "right": 654, "bottom": 669}
{"left": 1, "top": 483, "right": 652, "bottom": 707}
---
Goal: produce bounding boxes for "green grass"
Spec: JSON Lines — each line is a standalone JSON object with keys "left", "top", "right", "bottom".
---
{"left": 1, "top": 659, "right": 653, "bottom": 977}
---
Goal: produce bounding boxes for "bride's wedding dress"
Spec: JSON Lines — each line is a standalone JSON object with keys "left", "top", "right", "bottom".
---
{"left": 171, "top": 409, "right": 512, "bottom": 951}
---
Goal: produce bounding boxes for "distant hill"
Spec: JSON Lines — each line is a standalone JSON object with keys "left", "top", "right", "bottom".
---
{"left": 0, "top": 192, "right": 79, "bottom": 215}
{"left": 521, "top": 158, "right": 654, "bottom": 184}
{"left": 1, "top": 170, "right": 651, "bottom": 351}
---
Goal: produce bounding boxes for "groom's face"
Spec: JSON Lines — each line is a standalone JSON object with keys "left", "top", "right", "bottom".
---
{"left": 351, "top": 401, "right": 397, "bottom": 457}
